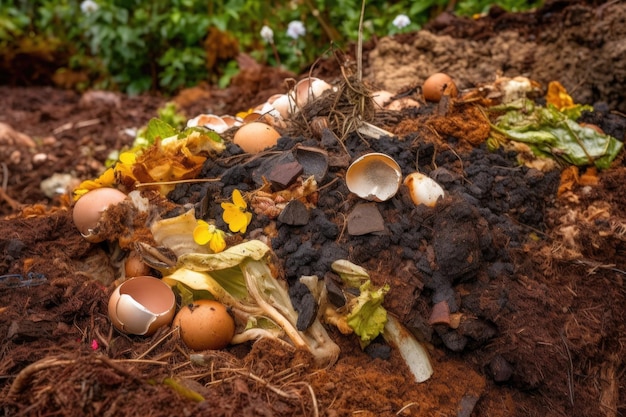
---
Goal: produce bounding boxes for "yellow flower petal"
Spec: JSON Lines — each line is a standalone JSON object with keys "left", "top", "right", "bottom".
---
{"left": 227, "top": 212, "right": 246, "bottom": 233}
{"left": 193, "top": 220, "right": 211, "bottom": 245}
{"left": 96, "top": 168, "right": 116, "bottom": 186}
{"left": 221, "top": 190, "right": 252, "bottom": 234}
{"left": 209, "top": 232, "right": 226, "bottom": 253}
{"left": 221, "top": 203, "right": 238, "bottom": 223}
{"left": 119, "top": 152, "right": 137, "bottom": 165}
{"left": 232, "top": 189, "right": 247, "bottom": 209}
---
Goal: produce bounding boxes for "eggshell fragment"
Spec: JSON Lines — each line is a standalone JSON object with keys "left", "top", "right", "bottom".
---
{"left": 124, "top": 250, "right": 151, "bottom": 278}
{"left": 267, "top": 93, "right": 293, "bottom": 118}
{"left": 108, "top": 276, "right": 176, "bottom": 336}
{"left": 422, "top": 73, "right": 458, "bottom": 102}
{"left": 294, "top": 77, "right": 333, "bottom": 108}
{"left": 371, "top": 90, "right": 394, "bottom": 108}
{"left": 173, "top": 299, "right": 236, "bottom": 350}
{"left": 346, "top": 153, "right": 402, "bottom": 202}
{"left": 72, "top": 187, "right": 127, "bottom": 242}
{"left": 233, "top": 122, "right": 281, "bottom": 154}
{"left": 187, "top": 114, "right": 231, "bottom": 133}
{"left": 404, "top": 172, "right": 445, "bottom": 207}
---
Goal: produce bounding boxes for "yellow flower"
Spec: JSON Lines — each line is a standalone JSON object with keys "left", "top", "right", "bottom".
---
{"left": 118, "top": 151, "right": 137, "bottom": 165}
{"left": 193, "top": 220, "right": 226, "bottom": 253}
{"left": 73, "top": 167, "right": 116, "bottom": 200}
{"left": 221, "top": 189, "right": 252, "bottom": 233}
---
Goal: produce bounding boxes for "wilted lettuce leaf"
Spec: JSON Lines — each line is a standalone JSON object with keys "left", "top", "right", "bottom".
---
{"left": 145, "top": 118, "right": 178, "bottom": 144}
{"left": 347, "top": 280, "right": 390, "bottom": 348}
{"left": 490, "top": 99, "right": 623, "bottom": 169}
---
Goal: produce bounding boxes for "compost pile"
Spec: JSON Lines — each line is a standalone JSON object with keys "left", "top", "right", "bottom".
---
{"left": 1, "top": 2, "right": 626, "bottom": 417}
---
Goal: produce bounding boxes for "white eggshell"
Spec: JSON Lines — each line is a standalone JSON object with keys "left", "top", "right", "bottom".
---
{"left": 346, "top": 153, "right": 402, "bottom": 202}
{"left": 294, "top": 77, "right": 332, "bottom": 108}
{"left": 267, "top": 94, "right": 293, "bottom": 118}
{"left": 187, "top": 114, "right": 230, "bottom": 134}
{"left": 371, "top": 90, "right": 394, "bottom": 108}
{"left": 404, "top": 172, "right": 445, "bottom": 207}
{"left": 108, "top": 276, "right": 176, "bottom": 336}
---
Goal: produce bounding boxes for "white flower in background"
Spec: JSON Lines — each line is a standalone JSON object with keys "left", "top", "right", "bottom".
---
{"left": 286, "top": 20, "right": 306, "bottom": 40}
{"left": 260, "top": 25, "right": 274, "bottom": 43}
{"left": 392, "top": 14, "right": 411, "bottom": 29}
{"left": 80, "top": 0, "right": 99, "bottom": 14}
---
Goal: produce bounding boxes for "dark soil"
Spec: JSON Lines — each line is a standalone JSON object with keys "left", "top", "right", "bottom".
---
{"left": 1, "top": 2, "right": 625, "bottom": 417}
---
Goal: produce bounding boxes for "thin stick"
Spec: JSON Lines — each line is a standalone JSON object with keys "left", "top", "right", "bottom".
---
{"left": 560, "top": 334, "right": 575, "bottom": 407}
{"left": 135, "top": 177, "right": 221, "bottom": 187}
{"left": 232, "top": 368, "right": 299, "bottom": 399}
{"left": 136, "top": 326, "right": 179, "bottom": 360}
{"left": 1, "top": 162, "right": 8, "bottom": 190}
{"left": 356, "top": 0, "right": 366, "bottom": 82}
{"left": 396, "top": 402, "right": 420, "bottom": 414}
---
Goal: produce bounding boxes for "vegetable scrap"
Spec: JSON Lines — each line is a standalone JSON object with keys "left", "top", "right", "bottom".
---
{"left": 488, "top": 83, "right": 623, "bottom": 169}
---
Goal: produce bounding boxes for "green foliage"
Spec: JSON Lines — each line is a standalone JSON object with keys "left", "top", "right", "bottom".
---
{"left": 80, "top": 1, "right": 211, "bottom": 94}
{"left": 0, "top": 0, "right": 543, "bottom": 94}
{"left": 455, "top": 0, "right": 544, "bottom": 15}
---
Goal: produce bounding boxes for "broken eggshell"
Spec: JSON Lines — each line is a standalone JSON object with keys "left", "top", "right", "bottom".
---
{"left": 108, "top": 276, "right": 176, "bottom": 336}
{"left": 404, "top": 172, "right": 445, "bottom": 207}
{"left": 293, "top": 77, "right": 333, "bottom": 108}
{"left": 72, "top": 187, "right": 127, "bottom": 242}
{"left": 346, "top": 153, "right": 402, "bottom": 202}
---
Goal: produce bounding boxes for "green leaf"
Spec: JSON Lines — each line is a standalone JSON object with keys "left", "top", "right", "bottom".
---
{"left": 145, "top": 118, "right": 178, "bottom": 143}
{"left": 491, "top": 99, "right": 624, "bottom": 169}
{"left": 347, "top": 281, "right": 390, "bottom": 348}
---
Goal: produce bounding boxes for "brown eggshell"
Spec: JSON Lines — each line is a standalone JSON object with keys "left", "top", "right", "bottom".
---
{"left": 233, "top": 122, "right": 281, "bottom": 154}
{"left": 124, "top": 250, "right": 151, "bottom": 278}
{"left": 422, "top": 73, "right": 458, "bottom": 102}
{"left": 108, "top": 276, "right": 176, "bottom": 336}
{"left": 72, "top": 187, "right": 127, "bottom": 242}
{"left": 173, "top": 299, "right": 235, "bottom": 350}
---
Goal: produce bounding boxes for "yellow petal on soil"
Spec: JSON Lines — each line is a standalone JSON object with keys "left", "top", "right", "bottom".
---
{"left": 232, "top": 189, "right": 247, "bottom": 209}
{"left": 223, "top": 209, "right": 246, "bottom": 233}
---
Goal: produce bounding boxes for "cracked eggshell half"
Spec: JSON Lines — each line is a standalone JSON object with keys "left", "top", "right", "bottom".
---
{"left": 346, "top": 153, "right": 402, "bottom": 202}
{"left": 72, "top": 187, "right": 127, "bottom": 242}
{"left": 404, "top": 172, "right": 445, "bottom": 207}
{"left": 108, "top": 276, "right": 176, "bottom": 336}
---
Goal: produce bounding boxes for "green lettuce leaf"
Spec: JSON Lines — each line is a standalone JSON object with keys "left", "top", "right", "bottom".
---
{"left": 145, "top": 118, "right": 178, "bottom": 144}
{"left": 347, "top": 280, "right": 390, "bottom": 348}
{"left": 490, "top": 99, "right": 623, "bottom": 169}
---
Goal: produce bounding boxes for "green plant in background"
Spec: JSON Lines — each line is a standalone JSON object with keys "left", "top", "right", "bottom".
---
{"left": 80, "top": 0, "right": 213, "bottom": 94}
{"left": 0, "top": 0, "right": 543, "bottom": 94}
